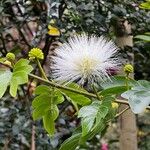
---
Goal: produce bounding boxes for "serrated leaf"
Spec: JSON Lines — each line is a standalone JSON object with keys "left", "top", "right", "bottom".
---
{"left": 0, "top": 69, "right": 12, "bottom": 98}
{"left": 59, "top": 133, "right": 81, "bottom": 150}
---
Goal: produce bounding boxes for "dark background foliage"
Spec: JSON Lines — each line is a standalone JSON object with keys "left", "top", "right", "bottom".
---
{"left": 0, "top": 0, "right": 149, "bottom": 149}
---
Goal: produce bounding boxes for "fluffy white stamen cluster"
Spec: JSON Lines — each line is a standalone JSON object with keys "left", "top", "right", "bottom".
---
{"left": 51, "top": 34, "right": 120, "bottom": 85}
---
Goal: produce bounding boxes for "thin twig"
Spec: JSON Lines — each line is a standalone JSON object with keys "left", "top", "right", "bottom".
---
{"left": 36, "top": 59, "right": 48, "bottom": 80}
{"left": 31, "top": 125, "right": 35, "bottom": 150}
{"left": 92, "top": 85, "right": 102, "bottom": 101}
{"left": 115, "top": 106, "right": 130, "bottom": 117}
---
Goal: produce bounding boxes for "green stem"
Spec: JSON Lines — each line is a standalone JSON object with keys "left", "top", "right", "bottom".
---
{"left": 29, "top": 73, "right": 147, "bottom": 107}
{"left": 29, "top": 73, "right": 96, "bottom": 98}
{"left": 125, "top": 73, "right": 129, "bottom": 90}
{"left": 36, "top": 59, "right": 48, "bottom": 80}
{"left": 92, "top": 85, "right": 102, "bottom": 101}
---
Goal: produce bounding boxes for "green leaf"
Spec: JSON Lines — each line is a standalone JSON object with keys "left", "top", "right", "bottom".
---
{"left": 145, "top": 32, "right": 150, "bottom": 35}
{"left": 137, "top": 80, "right": 150, "bottom": 88}
{"left": 34, "top": 85, "right": 52, "bottom": 95}
{"left": 32, "top": 86, "right": 60, "bottom": 136}
{"left": 78, "top": 101, "right": 100, "bottom": 136}
{"left": 101, "top": 76, "right": 137, "bottom": 90}
{"left": 66, "top": 92, "right": 91, "bottom": 105}
{"left": 32, "top": 104, "right": 50, "bottom": 120}
{"left": 96, "top": 105, "right": 108, "bottom": 120}
{"left": 81, "top": 117, "right": 95, "bottom": 137}
{"left": 134, "top": 35, "right": 150, "bottom": 42}
{"left": 100, "top": 86, "right": 127, "bottom": 96}
{"left": 14, "top": 59, "right": 30, "bottom": 68}
{"left": 102, "top": 97, "right": 117, "bottom": 121}
{"left": 60, "top": 82, "right": 91, "bottom": 105}
{"left": 121, "top": 80, "right": 150, "bottom": 113}
{"left": 12, "top": 71, "right": 28, "bottom": 84}
{"left": 0, "top": 59, "right": 33, "bottom": 98}
{"left": 59, "top": 133, "right": 81, "bottom": 150}
{"left": 9, "top": 71, "right": 28, "bottom": 97}
{"left": 83, "top": 100, "right": 110, "bottom": 141}
{"left": 34, "top": 86, "right": 64, "bottom": 104}
{"left": 13, "top": 65, "right": 33, "bottom": 74}
{"left": 67, "top": 82, "right": 88, "bottom": 93}
{"left": 50, "top": 105, "right": 59, "bottom": 120}
{"left": 101, "top": 96, "right": 114, "bottom": 108}
{"left": 43, "top": 110, "right": 55, "bottom": 136}
{"left": 53, "top": 90, "right": 64, "bottom": 104}
{"left": 43, "top": 106, "right": 59, "bottom": 135}
{"left": 0, "top": 69, "right": 12, "bottom": 98}
{"left": 81, "top": 119, "right": 105, "bottom": 142}
{"left": 140, "top": 1, "right": 150, "bottom": 9}
{"left": 9, "top": 78, "right": 18, "bottom": 97}
{"left": 78, "top": 97, "right": 111, "bottom": 138}
{"left": 78, "top": 101, "right": 100, "bottom": 118}
{"left": 32, "top": 94, "right": 51, "bottom": 108}
{"left": 13, "top": 58, "right": 33, "bottom": 74}
{"left": 8, "top": 59, "right": 33, "bottom": 97}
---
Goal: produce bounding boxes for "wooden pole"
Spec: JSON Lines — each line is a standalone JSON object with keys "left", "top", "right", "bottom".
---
{"left": 112, "top": 17, "right": 138, "bottom": 150}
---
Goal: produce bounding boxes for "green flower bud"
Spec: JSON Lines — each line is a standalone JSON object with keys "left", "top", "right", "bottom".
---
{"left": 124, "top": 64, "right": 134, "bottom": 74}
{"left": 6, "top": 52, "right": 15, "bottom": 61}
{"left": 28, "top": 48, "right": 44, "bottom": 60}
{"left": 112, "top": 102, "right": 119, "bottom": 109}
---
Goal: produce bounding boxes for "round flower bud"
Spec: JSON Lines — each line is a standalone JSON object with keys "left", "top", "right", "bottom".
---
{"left": 28, "top": 48, "right": 44, "bottom": 60}
{"left": 112, "top": 102, "right": 119, "bottom": 109}
{"left": 6, "top": 52, "right": 15, "bottom": 61}
{"left": 124, "top": 64, "right": 134, "bottom": 74}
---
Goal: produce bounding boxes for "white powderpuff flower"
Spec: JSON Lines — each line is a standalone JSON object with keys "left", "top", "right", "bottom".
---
{"left": 51, "top": 34, "right": 120, "bottom": 85}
